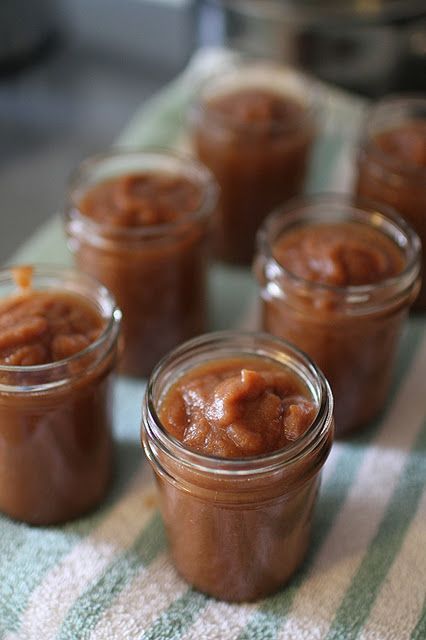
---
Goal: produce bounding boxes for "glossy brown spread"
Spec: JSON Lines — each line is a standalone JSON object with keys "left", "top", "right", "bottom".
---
{"left": 79, "top": 173, "right": 203, "bottom": 226}
{"left": 149, "top": 352, "right": 331, "bottom": 602}
{"left": 0, "top": 285, "right": 103, "bottom": 366}
{"left": 356, "top": 120, "right": 426, "bottom": 309}
{"left": 71, "top": 170, "right": 210, "bottom": 377}
{"left": 204, "top": 88, "right": 305, "bottom": 132}
{"left": 0, "top": 267, "right": 116, "bottom": 525}
{"left": 192, "top": 87, "right": 315, "bottom": 264}
{"left": 160, "top": 357, "right": 316, "bottom": 458}
{"left": 273, "top": 222, "right": 404, "bottom": 287}
{"left": 261, "top": 220, "right": 410, "bottom": 435}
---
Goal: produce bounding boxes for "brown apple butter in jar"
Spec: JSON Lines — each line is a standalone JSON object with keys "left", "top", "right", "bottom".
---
{"left": 65, "top": 150, "right": 218, "bottom": 377}
{"left": 190, "top": 65, "right": 317, "bottom": 265}
{"left": 0, "top": 266, "right": 121, "bottom": 525}
{"left": 355, "top": 96, "right": 426, "bottom": 310}
{"left": 142, "top": 331, "right": 333, "bottom": 602}
{"left": 255, "top": 195, "right": 421, "bottom": 436}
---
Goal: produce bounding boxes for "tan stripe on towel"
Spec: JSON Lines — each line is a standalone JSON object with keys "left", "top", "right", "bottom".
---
{"left": 89, "top": 552, "right": 187, "bottom": 639}
{"left": 7, "top": 471, "right": 156, "bottom": 640}
{"left": 276, "top": 335, "right": 426, "bottom": 639}
{"left": 358, "top": 489, "right": 426, "bottom": 640}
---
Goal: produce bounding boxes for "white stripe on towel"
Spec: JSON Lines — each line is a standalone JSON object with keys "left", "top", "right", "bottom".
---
{"left": 89, "top": 553, "right": 187, "bottom": 640}
{"left": 359, "top": 489, "right": 426, "bottom": 640}
{"left": 7, "top": 471, "right": 156, "bottom": 640}
{"left": 276, "top": 335, "right": 426, "bottom": 640}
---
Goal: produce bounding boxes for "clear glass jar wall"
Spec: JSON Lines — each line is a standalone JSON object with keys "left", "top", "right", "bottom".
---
{"left": 65, "top": 149, "right": 217, "bottom": 377}
{"left": 142, "top": 331, "right": 334, "bottom": 602}
{"left": 0, "top": 266, "right": 121, "bottom": 524}
{"left": 255, "top": 194, "right": 421, "bottom": 435}
{"left": 355, "top": 96, "right": 426, "bottom": 310}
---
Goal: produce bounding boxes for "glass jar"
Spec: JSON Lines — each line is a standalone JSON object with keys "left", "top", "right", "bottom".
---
{"left": 189, "top": 63, "right": 317, "bottom": 265}
{"left": 0, "top": 266, "right": 121, "bottom": 525}
{"left": 141, "top": 331, "right": 333, "bottom": 602}
{"left": 255, "top": 194, "right": 421, "bottom": 436}
{"left": 65, "top": 149, "right": 218, "bottom": 378}
{"left": 355, "top": 96, "right": 426, "bottom": 310}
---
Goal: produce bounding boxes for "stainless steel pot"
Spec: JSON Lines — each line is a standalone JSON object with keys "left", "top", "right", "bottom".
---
{"left": 209, "top": 0, "right": 426, "bottom": 96}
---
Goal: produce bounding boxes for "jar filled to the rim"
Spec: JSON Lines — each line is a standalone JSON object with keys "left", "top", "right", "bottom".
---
{"left": 255, "top": 194, "right": 421, "bottom": 436}
{"left": 189, "top": 63, "right": 318, "bottom": 265}
{"left": 355, "top": 95, "right": 426, "bottom": 310}
{"left": 65, "top": 149, "right": 218, "bottom": 377}
{"left": 142, "top": 331, "right": 334, "bottom": 602}
{"left": 0, "top": 265, "right": 121, "bottom": 525}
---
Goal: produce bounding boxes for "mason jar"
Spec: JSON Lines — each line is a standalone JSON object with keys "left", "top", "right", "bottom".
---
{"left": 189, "top": 63, "right": 317, "bottom": 265}
{"left": 255, "top": 194, "right": 421, "bottom": 436}
{"left": 0, "top": 266, "right": 121, "bottom": 525}
{"left": 355, "top": 96, "right": 426, "bottom": 310}
{"left": 142, "top": 331, "right": 333, "bottom": 602}
{"left": 65, "top": 149, "right": 218, "bottom": 377}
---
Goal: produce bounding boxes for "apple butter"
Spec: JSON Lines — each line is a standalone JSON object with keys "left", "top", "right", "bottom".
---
{"left": 273, "top": 222, "right": 405, "bottom": 287}
{"left": 78, "top": 172, "right": 203, "bottom": 227}
{"left": 255, "top": 195, "right": 421, "bottom": 436}
{"left": 142, "top": 331, "right": 334, "bottom": 602}
{"left": 190, "top": 66, "right": 316, "bottom": 264}
{"left": 0, "top": 266, "right": 121, "bottom": 525}
{"left": 356, "top": 97, "right": 426, "bottom": 310}
{"left": 159, "top": 357, "right": 317, "bottom": 458}
{"left": 65, "top": 150, "right": 217, "bottom": 377}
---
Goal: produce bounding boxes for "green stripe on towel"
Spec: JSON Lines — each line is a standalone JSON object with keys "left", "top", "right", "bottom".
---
{"left": 411, "top": 604, "right": 426, "bottom": 640}
{"left": 1, "top": 439, "right": 141, "bottom": 635}
{"left": 326, "top": 419, "right": 426, "bottom": 640}
{"left": 141, "top": 591, "right": 208, "bottom": 640}
{"left": 56, "top": 513, "right": 165, "bottom": 640}
{"left": 0, "top": 517, "right": 99, "bottom": 633}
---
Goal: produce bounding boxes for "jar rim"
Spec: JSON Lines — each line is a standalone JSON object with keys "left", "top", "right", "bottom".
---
{"left": 360, "top": 95, "right": 426, "bottom": 181}
{"left": 257, "top": 192, "right": 421, "bottom": 303}
{"left": 143, "top": 330, "right": 334, "bottom": 477}
{"left": 0, "top": 265, "right": 121, "bottom": 388}
{"left": 189, "top": 61, "right": 319, "bottom": 136}
{"left": 66, "top": 147, "right": 219, "bottom": 240}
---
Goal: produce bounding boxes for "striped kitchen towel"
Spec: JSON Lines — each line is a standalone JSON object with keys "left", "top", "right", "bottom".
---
{"left": 1, "top": 48, "right": 425, "bottom": 640}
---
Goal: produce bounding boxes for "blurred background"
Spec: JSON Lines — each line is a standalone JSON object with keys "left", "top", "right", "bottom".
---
{"left": 1, "top": 0, "right": 425, "bottom": 261}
